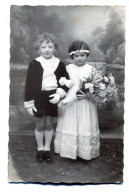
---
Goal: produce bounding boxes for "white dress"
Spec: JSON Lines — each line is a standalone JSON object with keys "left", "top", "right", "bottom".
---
{"left": 54, "top": 63, "right": 100, "bottom": 160}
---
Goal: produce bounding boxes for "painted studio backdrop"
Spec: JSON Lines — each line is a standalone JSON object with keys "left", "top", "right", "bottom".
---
{"left": 9, "top": 5, "right": 125, "bottom": 138}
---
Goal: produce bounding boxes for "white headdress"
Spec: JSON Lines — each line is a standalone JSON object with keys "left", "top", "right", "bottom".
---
{"left": 69, "top": 49, "right": 89, "bottom": 56}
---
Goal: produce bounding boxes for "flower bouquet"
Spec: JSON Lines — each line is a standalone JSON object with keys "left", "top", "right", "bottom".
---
{"left": 76, "top": 72, "right": 118, "bottom": 105}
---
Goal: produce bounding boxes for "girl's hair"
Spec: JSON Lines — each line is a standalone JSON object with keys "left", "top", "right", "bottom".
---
{"left": 68, "top": 40, "right": 90, "bottom": 59}
{"left": 35, "top": 32, "right": 60, "bottom": 50}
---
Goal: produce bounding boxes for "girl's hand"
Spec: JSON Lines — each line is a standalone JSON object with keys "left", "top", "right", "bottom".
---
{"left": 58, "top": 101, "right": 65, "bottom": 108}
{"left": 77, "top": 90, "right": 86, "bottom": 99}
{"left": 49, "top": 93, "right": 61, "bottom": 104}
{"left": 58, "top": 99, "right": 68, "bottom": 107}
{"left": 26, "top": 106, "right": 37, "bottom": 116}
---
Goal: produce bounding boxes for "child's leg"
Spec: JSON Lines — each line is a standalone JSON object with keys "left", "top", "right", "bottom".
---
{"left": 44, "top": 116, "right": 54, "bottom": 162}
{"left": 34, "top": 117, "right": 45, "bottom": 151}
{"left": 44, "top": 116, "right": 54, "bottom": 151}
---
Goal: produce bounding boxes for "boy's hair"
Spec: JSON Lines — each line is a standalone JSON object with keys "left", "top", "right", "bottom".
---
{"left": 68, "top": 40, "right": 90, "bottom": 59}
{"left": 35, "top": 32, "right": 59, "bottom": 50}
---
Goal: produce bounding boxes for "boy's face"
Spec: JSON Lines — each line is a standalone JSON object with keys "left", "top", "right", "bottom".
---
{"left": 73, "top": 52, "right": 87, "bottom": 66}
{"left": 39, "top": 40, "right": 55, "bottom": 59}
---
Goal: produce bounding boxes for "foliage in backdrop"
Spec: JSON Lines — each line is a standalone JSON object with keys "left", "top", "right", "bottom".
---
{"left": 10, "top": 6, "right": 125, "bottom": 65}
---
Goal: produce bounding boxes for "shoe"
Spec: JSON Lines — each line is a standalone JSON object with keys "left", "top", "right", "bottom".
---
{"left": 45, "top": 151, "right": 53, "bottom": 163}
{"left": 36, "top": 150, "right": 44, "bottom": 162}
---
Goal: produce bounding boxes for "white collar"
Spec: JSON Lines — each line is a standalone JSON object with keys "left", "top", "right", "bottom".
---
{"left": 35, "top": 55, "right": 60, "bottom": 76}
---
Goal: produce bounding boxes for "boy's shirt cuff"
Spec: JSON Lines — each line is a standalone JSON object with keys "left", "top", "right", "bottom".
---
{"left": 24, "top": 100, "right": 34, "bottom": 108}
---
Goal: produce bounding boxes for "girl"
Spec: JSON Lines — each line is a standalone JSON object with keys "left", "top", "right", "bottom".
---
{"left": 54, "top": 40, "right": 100, "bottom": 160}
{"left": 24, "top": 32, "right": 72, "bottom": 163}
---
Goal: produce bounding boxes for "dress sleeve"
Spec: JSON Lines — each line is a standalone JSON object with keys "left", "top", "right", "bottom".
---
{"left": 91, "top": 66, "right": 98, "bottom": 78}
{"left": 24, "top": 62, "right": 34, "bottom": 108}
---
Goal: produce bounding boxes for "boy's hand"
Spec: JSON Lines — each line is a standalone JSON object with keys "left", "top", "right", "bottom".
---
{"left": 49, "top": 93, "right": 61, "bottom": 104}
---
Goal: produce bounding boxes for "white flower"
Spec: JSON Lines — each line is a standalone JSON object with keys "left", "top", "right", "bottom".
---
{"left": 89, "top": 88, "right": 94, "bottom": 94}
{"left": 85, "top": 83, "right": 94, "bottom": 89}
{"left": 59, "top": 77, "right": 66, "bottom": 85}
{"left": 103, "top": 76, "right": 109, "bottom": 83}
{"left": 59, "top": 77, "right": 74, "bottom": 88}
{"left": 109, "top": 75, "right": 115, "bottom": 85}
{"left": 99, "top": 83, "right": 106, "bottom": 91}
{"left": 85, "top": 83, "right": 94, "bottom": 93}
{"left": 94, "top": 73, "right": 103, "bottom": 83}
{"left": 99, "top": 90, "right": 106, "bottom": 97}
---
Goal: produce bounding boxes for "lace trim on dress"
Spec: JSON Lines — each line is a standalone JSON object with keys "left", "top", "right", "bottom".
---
{"left": 78, "top": 143, "right": 100, "bottom": 151}
{"left": 56, "top": 128, "right": 100, "bottom": 137}
{"left": 54, "top": 141, "right": 100, "bottom": 156}
{"left": 54, "top": 141, "right": 77, "bottom": 152}
{"left": 56, "top": 129, "right": 77, "bottom": 136}
{"left": 54, "top": 139, "right": 100, "bottom": 160}
{"left": 78, "top": 144, "right": 100, "bottom": 160}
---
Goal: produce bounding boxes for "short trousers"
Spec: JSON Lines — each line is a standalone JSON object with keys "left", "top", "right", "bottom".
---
{"left": 33, "top": 90, "right": 58, "bottom": 118}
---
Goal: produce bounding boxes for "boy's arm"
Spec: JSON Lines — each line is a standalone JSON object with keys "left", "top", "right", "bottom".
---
{"left": 24, "top": 62, "right": 35, "bottom": 109}
{"left": 55, "top": 62, "right": 74, "bottom": 99}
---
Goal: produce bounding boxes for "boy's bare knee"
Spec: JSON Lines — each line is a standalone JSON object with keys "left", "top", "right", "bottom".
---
{"left": 36, "top": 124, "right": 45, "bottom": 132}
{"left": 35, "top": 117, "right": 45, "bottom": 132}
{"left": 45, "top": 117, "right": 53, "bottom": 130}
{"left": 45, "top": 124, "right": 53, "bottom": 131}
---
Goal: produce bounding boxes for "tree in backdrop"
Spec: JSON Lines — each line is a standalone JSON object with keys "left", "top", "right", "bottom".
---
{"left": 10, "top": 6, "right": 30, "bottom": 64}
{"left": 10, "top": 6, "right": 125, "bottom": 65}
{"left": 93, "top": 10, "right": 125, "bottom": 65}
{"left": 10, "top": 6, "right": 68, "bottom": 64}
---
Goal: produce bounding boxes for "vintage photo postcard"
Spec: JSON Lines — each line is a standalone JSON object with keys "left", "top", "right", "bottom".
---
{"left": 0, "top": 1, "right": 127, "bottom": 189}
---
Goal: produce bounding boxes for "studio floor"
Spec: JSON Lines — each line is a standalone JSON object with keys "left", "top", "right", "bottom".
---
{"left": 8, "top": 134, "right": 123, "bottom": 184}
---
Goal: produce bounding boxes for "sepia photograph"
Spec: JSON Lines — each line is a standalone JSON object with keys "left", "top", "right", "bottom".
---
{"left": 8, "top": 4, "right": 125, "bottom": 184}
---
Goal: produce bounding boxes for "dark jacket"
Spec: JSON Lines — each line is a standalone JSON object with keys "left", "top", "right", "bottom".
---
{"left": 25, "top": 59, "right": 69, "bottom": 102}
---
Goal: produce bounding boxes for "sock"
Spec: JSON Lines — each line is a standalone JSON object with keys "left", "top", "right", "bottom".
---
{"left": 44, "top": 129, "right": 53, "bottom": 151}
{"left": 35, "top": 129, "right": 44, "bottom": 151}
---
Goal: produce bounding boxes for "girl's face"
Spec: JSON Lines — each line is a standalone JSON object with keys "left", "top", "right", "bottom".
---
{"left": 39, "top": 40, "right": 55, "bottom": 59}
{"left": 73, "top": 52, "right": 87, "bottom": 66}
